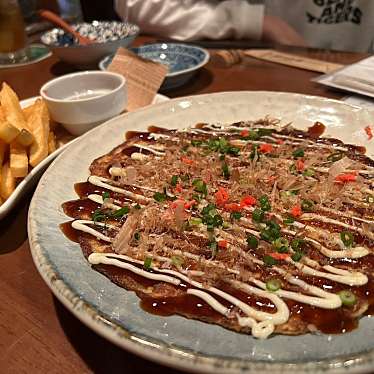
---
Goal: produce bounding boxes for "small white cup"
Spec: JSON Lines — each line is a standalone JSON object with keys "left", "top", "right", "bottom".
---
{"left": 40, "top": 71, "right": 127, "bottom": 135}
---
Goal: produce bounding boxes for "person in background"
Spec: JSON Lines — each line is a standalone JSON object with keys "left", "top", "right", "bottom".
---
{"left": 115, "top": 0, "right": 374, "bottom": 53}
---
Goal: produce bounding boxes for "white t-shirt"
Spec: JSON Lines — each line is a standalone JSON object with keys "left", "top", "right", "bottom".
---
{"left": 115, "top": 0, "right": 374, "bottom": 52}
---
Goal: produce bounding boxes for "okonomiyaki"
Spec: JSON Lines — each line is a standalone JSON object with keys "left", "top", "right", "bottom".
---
{"left": 61, "top": 119, "right": 374, "bottom": 339}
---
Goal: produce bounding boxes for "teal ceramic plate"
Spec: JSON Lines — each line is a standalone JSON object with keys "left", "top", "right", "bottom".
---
{"left": 28, "top": 92, "right": 374, "bottom": 373}
{"left": 0, "top": 44, "right": 51, "bottom": 69}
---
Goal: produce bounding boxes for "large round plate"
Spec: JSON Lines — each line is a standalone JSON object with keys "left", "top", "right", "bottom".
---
{"left": 28, "top": 91, "right": 374, "bottom": 374}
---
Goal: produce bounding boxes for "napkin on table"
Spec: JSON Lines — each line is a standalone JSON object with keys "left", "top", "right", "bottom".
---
{"left": 314, "top": 55, "right": 374, "bottom": 98}
{"left": 108, "top": 47, "right": 169, "bottom": 112}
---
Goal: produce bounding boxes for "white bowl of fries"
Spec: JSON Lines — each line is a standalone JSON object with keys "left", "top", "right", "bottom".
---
{"left": 40, "top": 71, "right": 127, "bottom": 136}
{"left": 0, "top": 83, "right": 75, "bottom": 218}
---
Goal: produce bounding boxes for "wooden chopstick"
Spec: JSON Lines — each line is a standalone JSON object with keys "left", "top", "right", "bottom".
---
{"left": 243, "top": 49, "right": 344, "bottom": 73}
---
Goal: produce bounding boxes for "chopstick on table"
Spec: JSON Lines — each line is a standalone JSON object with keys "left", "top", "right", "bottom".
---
{"left": 243, "top": 49, "right": 344, "bottom": 73}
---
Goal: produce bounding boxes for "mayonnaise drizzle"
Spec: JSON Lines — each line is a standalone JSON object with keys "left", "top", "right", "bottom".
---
{"left": 133, "top": 143, "right": 166, "bottom": 156}
{"left": 88, "top": 176, "right": 152, "bottom": 203}
{"left": 87, "top": 252, "right": 289, "bottom": 338}
{"left": 72, "top": 220, "right": 113, "bottom": 242}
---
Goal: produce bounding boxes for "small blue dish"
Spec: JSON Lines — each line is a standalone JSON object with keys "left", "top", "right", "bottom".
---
{"left": 99, "top": 43, "right": 209, "bottom": 91}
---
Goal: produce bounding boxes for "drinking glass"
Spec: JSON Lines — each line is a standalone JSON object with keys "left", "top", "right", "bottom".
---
{"left": 0, "top": 0, "right": 27, "bottom": 64}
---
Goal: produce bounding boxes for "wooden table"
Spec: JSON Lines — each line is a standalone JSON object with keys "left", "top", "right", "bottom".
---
{"left": 0, "top": 37, "right": 366, "bottom": 373}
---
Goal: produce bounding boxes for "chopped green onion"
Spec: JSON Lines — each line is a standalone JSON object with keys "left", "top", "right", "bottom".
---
{"left": 153, "top": 192, "right": 167, "bottom": 202}
{"left": 301, "top": 199, "right": 314, "bottom": 212}
{"left": 230, "top": 212, "right": 242, "bottom": 220}
{"left": 213, "top": 214, "right": 224, "bottom": 227}
{"left": 340, "top": 231, "right": 354, "bottom": 247}
{"left": 260, "top": 228, "right": 276, "bottom": 243}
{"left": 249, "top": 144, "right": 260, "bottom": 160}
{"left": 219, "top": 154, "right": 225, "bottom": 161}
{"left": 227, "top": 146, "right": 240, "bottom": 156}
{"left": 273, "top": 237, "right": 289, "bottom": 252}
{"left": 111, "top": 206, "right": 130, "bottom": 218}
{"left": 263, "top": 255, "right": 278, "bottom": 267}
{"left": 189, "top": 217, "right": 202, "bottom": 226}
{"left": 222, "top": 221, "right": 231, "bottom": 229}
{"left": 143, "top": 257, "right": 152, "bottom": 270}
{"left": 192, "top": 193, "right": 201, "bottom": 202}
{"left": 134, "top": 203, "right": 141, "bottom": 210}
{"left": 259, "top": 195, "right": 271, "bottom": 211}
{"left": 292, "top": 148, "right": 305, "bottom": 158}
{"left": 102, "top": 191, "right": 110, "bottom": 200}
{"left": 291, "top": 238, "right": 305, "bottom": 251}
{"left": 192, "top": 179, "right": 208, "bottom": 195}
{"left": 338, "top": 290, "right": 357, "bottom": 306}
{"left": 289, "top": 163, "right": 298, "bottom": 175}
{"left": 252, "top": 208, "right": 264, "bottom": 223}
{"left": 257, "top": 128, "right": 274, "bottom": 137}
{"left": 283, "top": 216, "right": 295, "bottom": 225}
{"left": 266, "top": 278, "right": 281, "bottom": 292}
{"left": 202, "top": 204, "right": 217, "bottom": 217}
{"left": 134, "top": 232, "right": 140, "bottom": 240}
{"left": 92, "top": 209, "right": 106, "bottom": 223}
{"left": 291, "top": 251, "right": 304, "bottom": 262}
{"left": 246, "top": 234, "right": 258, "bottom": 249}
{"left": 260, "top": 221, "right": 281, "bottom": 242}
{"left": 327, "top": 151, "right": 344, "bottom": 162}
{"left": 222, "top": 162, "right": 230, "bottom": 179}
{"left": 191, "top": 139, "right": 203, "bottom": 147}
{"left": 171, "top": 255, "right": 184, "bottom": 267}
{"left": 366, "top": 195, "right": 374, "bottom": 204}
{"left": 303, "top": 169, "right": 315, "bottom": 177}
{"left": 170, "top": 175, "right": 178, "bottom": 186}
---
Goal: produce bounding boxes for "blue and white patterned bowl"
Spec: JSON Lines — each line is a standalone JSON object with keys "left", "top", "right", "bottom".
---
{"left": 41, "top": 21, "right": 140, "bottom": 68}
{"left": 99, "top": 43, "right": 210, "bottom": 91}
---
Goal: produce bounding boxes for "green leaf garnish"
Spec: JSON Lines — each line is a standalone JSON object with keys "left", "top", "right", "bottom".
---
{"left": 292, "top": 148, "right": 305, "bottom": 158}
{"left": 170, "top": 175, "right": 178, "bottom": 187}
{"left": 143, "top": 257, "right": 152, "bottom": 270}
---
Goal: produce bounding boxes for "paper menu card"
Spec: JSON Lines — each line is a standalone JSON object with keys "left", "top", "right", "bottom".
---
{"left": 314, "top": 55, "right": 374, "bottom": 98}
{"left": 108, "top": 47, "right": 169, "bottom": 112}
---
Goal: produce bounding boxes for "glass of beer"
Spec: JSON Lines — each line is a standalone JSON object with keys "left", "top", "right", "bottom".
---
{"left": 0, "top": 0, "right": 27, "bottom": 64}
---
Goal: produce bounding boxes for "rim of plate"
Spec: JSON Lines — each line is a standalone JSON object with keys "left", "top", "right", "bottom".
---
{"left": 28, "top": 91, "right": 374, "bottom": 374}
{"left": 99, "top": 43, "right": 210, "bottom": 78}
{"left": 0, "top": 44, "right": 52, "bottom": 70}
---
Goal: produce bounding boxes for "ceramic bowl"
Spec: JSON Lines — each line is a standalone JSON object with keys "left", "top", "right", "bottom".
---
{"left": 40, "top": 71, "right": 127, "bottom": 135}
{"left": 41, "top": 21, "right": 139, "bottom": 67}
{"left": 99, "top": 43, "right": 209, "bottom": 91}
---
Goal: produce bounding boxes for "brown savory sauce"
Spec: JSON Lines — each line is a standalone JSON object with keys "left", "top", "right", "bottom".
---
{"left": 60, "top": 221, "right": 80, "bottom": 243}
{"left": 307, "top": 121, "right": 326, "bottom": 138}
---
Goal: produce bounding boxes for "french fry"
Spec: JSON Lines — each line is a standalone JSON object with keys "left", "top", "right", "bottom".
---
{"left": 0, "top": 162, "right": 15, "bottom": 200}
{"left": 0, "top": 82, "right": 28, "bottom": 131}
{"left": 28, "top": 99, "right": 50, "bottom": 167}
{"left": 22, "top": 103, "right": 36, "bottom": 121}
{"left": 0, "top": 140, "right": 6, "bottom": 166}
{"left": 0, "top": 120, "right": 20, "bottom": 143}
{"left": 10, "top": 141, "right": 28, "bottom": 178}
{"left": 0, "top": 140, "right": 6, "bottom": 194}
{"left": 48, "top": 131, "right": 56, "bottom": 154}
{"left": 15, "top": 128, "right": 34, "bottom": 146}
